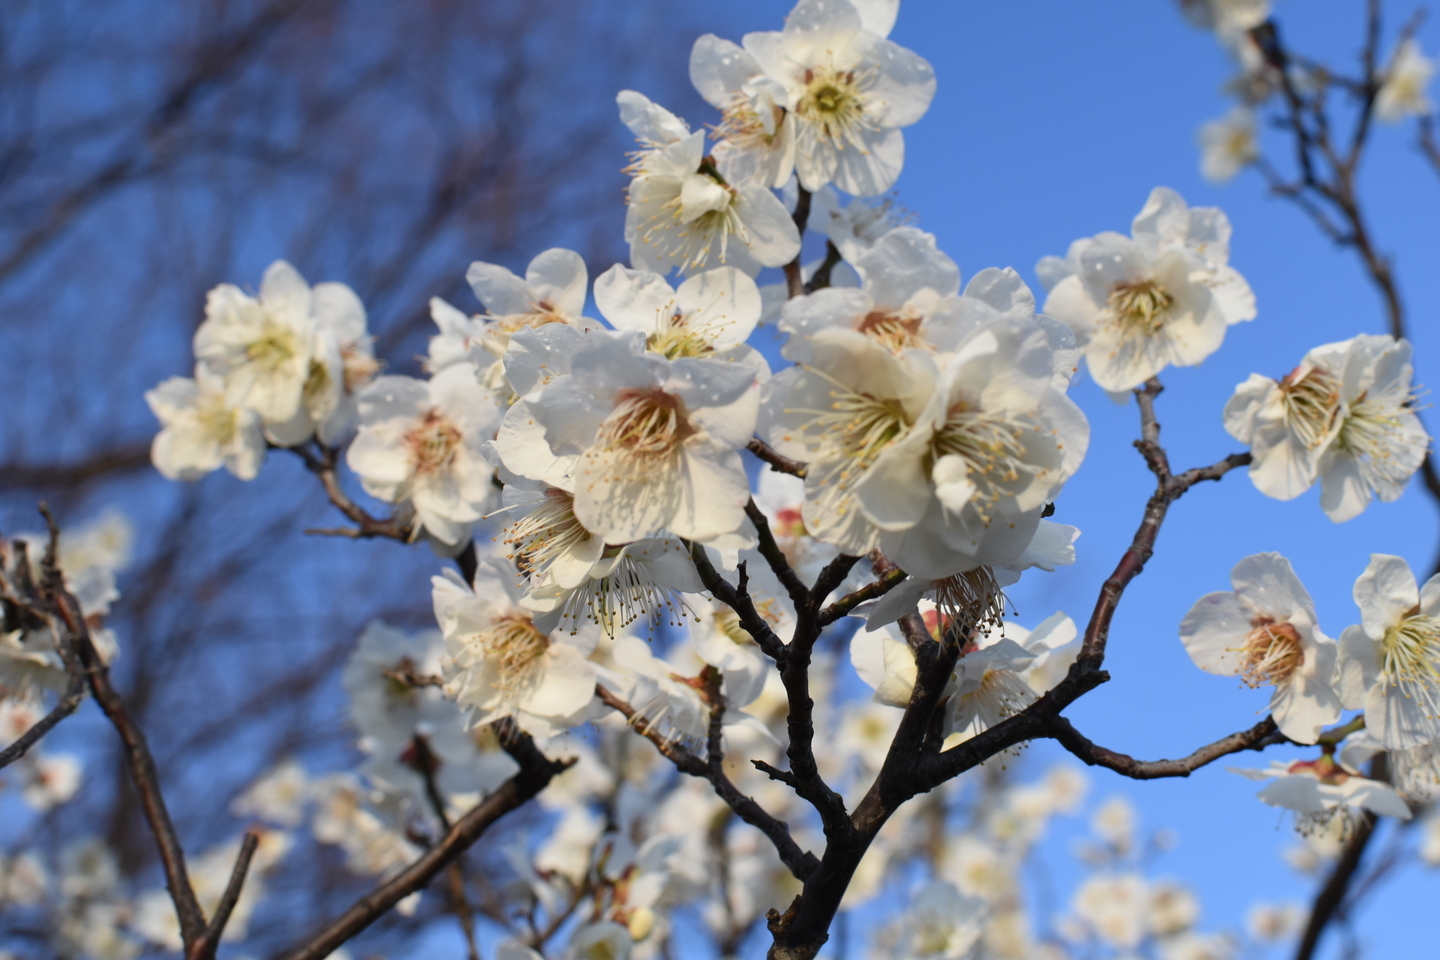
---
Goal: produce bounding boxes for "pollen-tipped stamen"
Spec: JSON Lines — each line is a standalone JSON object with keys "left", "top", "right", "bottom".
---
{"left": 1233, "top": 620, "right": 1305, "bottom": 688}
{"left": 930, "top": 405, "right": 1035, "bottom": 522}
{"left": 933, "top": 567, "right": 1008, "bottom": 638}
{"left": 1278, "top": 366, "right": 1341, "bottom": 449}
{"left": 404, "top": 408, "right": 463, "bottom": 476}
{"left": 1106, "top": 279, "right": 1174, "bottom": 339}
{"left": 1380, "top": 613, "right": 1440, "bottom": 716}
{"left": 504, "top": 489, "right": 593, "bottom": 580}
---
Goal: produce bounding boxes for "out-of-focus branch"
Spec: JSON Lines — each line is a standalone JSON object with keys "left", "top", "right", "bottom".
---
{"left": 1051, "top": 715, "right": 1284, "bottom": 779}
{"left": 1420, "top": 115, "right": 1440, "bottom": 179}
{"left": 36, "top": 507, "right": 207, "bottom": 946}
{"left": 0, "top": 444, "right": 153, "bottom": 491}
{"left": 1251, "top": 15, "right": 1440, "bottom": 569}
{"left": 747, "top": 438, "right": 808, "bottom": 478}
{"left": 408, "top": 735, "right": 480, "bottom": 960}
{"left": 597, "top": 682, "right": 819, "bottom": 881}
{"left": 280, "top": 724, "right": 570, "bottom": 960}
{"left": 186, "top": 832, "right": 260, "bottom": 960}
{"left": 0, "top": 0, "right": 317, "bottom": 284}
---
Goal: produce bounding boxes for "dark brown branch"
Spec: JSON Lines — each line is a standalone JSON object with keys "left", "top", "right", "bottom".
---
{"left": 687, "top": 542, "right": 788, "bottom": 662}
{"left": 1051, "top": 715, "right": 1284, "bottom": 779}
{"left": 597, "top": 684, "right": 819, "bottom": 881}
{"left": 280, "top": 726, "right": 569, "bottom": 960}
{"left": 745, "top": 499, "right": 811, "bottom": 610}
{"left": 782, "top": 187, "right": 813, "bottom": 299}
{"left": 818, "top": 568, "right": 907, "bottom": 626}
{"left": 50, "top": 560, "right": 207, "bottom": 945}
{"left": 0, "top": 444, "right": 154, "bottom": 491}
{"left": 408, "top": 735, "right": 481, "bottom": 960}
{"left": 288, "top": 446, "right": 409, "bottom": 542}
{"left": 186, "top": 833, "right": 260, "bottom": 960}
{"left": 764, "top": 379, "right": 1252, "bottom": 959}
{"left": 747, "top": 438, "right": 808, "bottom": 478}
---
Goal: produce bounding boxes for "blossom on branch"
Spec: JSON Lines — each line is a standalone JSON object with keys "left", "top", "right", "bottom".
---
{"left": 1226, "top": 334, "right": 1427, "bottom": 521}
{"left": 1338, "top": 554, "right": 1440, "bottom": 750}
{"left": 347, "top": 365, "right": 502, "bottom": 548}
{"left": 1179, "top": 552, "right": 1341, "bottom": 743}
{"left": 1038, "top": 187, "right": 1255, "bottom": 392}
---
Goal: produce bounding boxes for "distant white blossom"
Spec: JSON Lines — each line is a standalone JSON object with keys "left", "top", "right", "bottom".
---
{"left": 146, "top": 369, "right": 265, "bottom": 481}
{"left": 1376, "top": 39, "right": 1435, "bottom": 123}
{"left": 1198, "top": 106, "right": 1258, "bottom": 183}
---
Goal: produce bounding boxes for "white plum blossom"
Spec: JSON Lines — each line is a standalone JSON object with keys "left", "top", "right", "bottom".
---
{"left": 346, "top": 364, "right": 502, "bottom": 547}
{"left": 620, "top": 91, "right": 800, "bottom": 276}
{"left": 1180, "top": 0, "right": 1271, "bottom": 33}
{"left": 1341, "top": 729, "right": 1440, "bottom": 803}
{"left": 776, "top": 226, "right": 960, "bottom": 363}
{"left": 1198, "top": 106, "right": 1259, "bottom": 183}
{"left": 1376, "top": 39, "right": 1435, "bottom": 123}
{"left": 522, "top": 537, "right": 705, "bottom": 638}
{"left": 231, "top": 758, "right": 310, "bottom": 829}
{"left": 1038, "top": 187, "right": 1256, "bottom": 392}
{"left": 466, "top": 248, "right": 596, "bottom": 346}
{"left": 145, "top": 369, "right": 266, "bottom": 481}
{"left": 606, "top": 632, "right": 774, "bottom": 750}
{"left": 759, "top": 328, "right": 935, "bottom": 555}
{"left": 810, "top": 184, "right": 910, "bottom": 263}
{"left": 852, "top": 296, "right": 1089, "bottom": 581}
{"left": 594, "top": 264, "right": 763, "bottom": 360}
{"left": 193, "top": 260, "right": 317, "bottom": 425}
{"left": 1070, "top": 873, "right": 1150, "bottom": 950}
{"left": 266, "top": 278, "right": 378, "bottom": 447}
{"left": 740, "top": 0, "right": 936, "bottom": 196}
{"left": 432, "top": 561, "right": 599, "bottom": 737}
{"left": 342, "top": 620, "right": 519, "bottom": 806}
{"left": 689, "top": 35, "right": 796, "bottom": 188}
{"left": 1179, "top": 553, "right": 1342, "bottom": 743}
{"left": 851, "top": 606, "right": 1078, "bottom": 743}
{"left": 1225, "top": 334, "right": 1427, "bottom": 522}
{"left": 1231, "top": 755, "right": 1411, "bottom": 835}
{"left": 1338, "top": 554, "right": 1440, "bottom": 750}
{"left": 526, "top": 328, "right": 761, "bottom": 544}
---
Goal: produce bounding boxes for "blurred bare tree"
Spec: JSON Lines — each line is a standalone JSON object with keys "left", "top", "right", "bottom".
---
{"left": 0, "top": 0, "right": 730, "bottom": 954}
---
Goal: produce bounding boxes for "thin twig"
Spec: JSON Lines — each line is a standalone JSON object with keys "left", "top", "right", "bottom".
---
{"left": 280, "top": 726, "right": 570, "bottom": 960}
{"left": 818, "top": 568, "right": 907, "bottom": 626}
{"left": 1051, "top": 715, "right": 1284, "bottom": 779}
{"left": 597, "top": 684, "right": 819, "bottom": 881}
{"left": 36, "top": 506, "right": 209, "bottom": 947}
{"left": 409, "top": 735, "right": 481, "bottom": 960}
{"left": 187, "top": 832, "right": 261, "bottom": 960}
{"left": 746, "top": 438, "right": 808, "bottom": 478}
